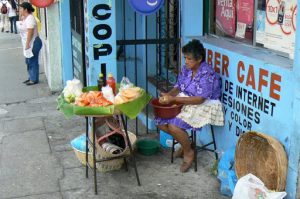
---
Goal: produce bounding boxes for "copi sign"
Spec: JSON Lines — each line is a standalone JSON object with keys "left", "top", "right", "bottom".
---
{"left": 92, "top": 4, "right": 112, "bottom": 60}
{"left": 86, "top": 0, "right": 116, "bottom": 85}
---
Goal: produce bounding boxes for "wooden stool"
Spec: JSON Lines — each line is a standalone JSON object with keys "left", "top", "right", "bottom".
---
{"left": 171, "top": 125, "right": 218, "bottom": 172}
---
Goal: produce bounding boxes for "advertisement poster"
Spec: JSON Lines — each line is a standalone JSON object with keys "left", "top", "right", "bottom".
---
{"left": 264, "top": 0, "right": 297, "bottom": 58}
{"left": 236, "top": 0, "right": 254, "bottom": 39}
{"left": 216, "top": 0, "right": 237, "bottom": 37}
{"left": 256, "top": 10, "right": 266, "bottom": 44}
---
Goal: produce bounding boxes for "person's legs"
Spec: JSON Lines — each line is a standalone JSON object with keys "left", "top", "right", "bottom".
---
{"left": 22, "top": 58, "right": 30, "bottom": 83}
{"left": 157, "top": 124, "right": 169, "bottom": 134}
{"left": 158, "top": 124, "right": 194, "bottom": 172}
{"left": 9, "top": 17, "right": 13, "bottom": 33}
{"left": 13, "top": 16, "right": 17, "bottom": 33}
{"left": 167, "top": 125, "right": 193, "bottom": 157}
{"left": 27, "top": 37, "right": 42, "bottom": 84}
{"left": 1, "top": 14, "right": 4, "bottom": 32}
{"left": 3, "top": 14, "right": 9, "bottom": 32}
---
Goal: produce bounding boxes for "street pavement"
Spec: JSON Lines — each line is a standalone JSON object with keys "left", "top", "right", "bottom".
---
{"left": 0, "top": 32, "right": 227, "bottom": 199}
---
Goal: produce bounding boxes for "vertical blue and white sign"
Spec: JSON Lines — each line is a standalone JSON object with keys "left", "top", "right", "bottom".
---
{"left": 85, "top": 0, "right": 117, "bottom": 86}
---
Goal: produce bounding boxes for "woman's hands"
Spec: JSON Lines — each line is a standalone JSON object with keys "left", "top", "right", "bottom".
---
{"left": 160, "top": 91, "right": 206, "bottom": 105}
{"left": 159, "top": 94, "right": 175, "bottom": 104}
{"left": 158, "top": 87, "right": 179, "bottom": 104}
{"left": 25, "top": 44, "right": 30, "bottom": 50}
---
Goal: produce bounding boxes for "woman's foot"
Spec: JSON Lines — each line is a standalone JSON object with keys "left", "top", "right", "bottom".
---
{"left": 180, "top": 149, "right": 194, "bottom": 173}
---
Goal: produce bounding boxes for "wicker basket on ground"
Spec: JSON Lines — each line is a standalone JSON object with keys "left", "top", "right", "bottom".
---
{"left": 95, "top": 131, "right": 137, "bottom": 172}
{"left": 235, "top": 131, "right": 288, "bottom": 191}
{"left": 73, "top": 131, "right": 136, "bottom": 172}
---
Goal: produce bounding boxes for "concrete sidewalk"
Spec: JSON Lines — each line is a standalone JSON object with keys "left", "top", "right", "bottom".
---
{"left": 0, "top": 32, "right": 227, "bottom": 199}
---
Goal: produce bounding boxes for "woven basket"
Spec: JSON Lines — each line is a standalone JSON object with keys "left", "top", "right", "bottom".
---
{"left": 235, "top": 131, "right": 288, "bottom": 191}
{"left": 95, "top": 131, "right": 137, "bottom": 172}
{"left": 73, "top": 147, "right": 94, "bottom": 166}
{"left": 73, "top": 131, "right": 137, "bottom": 172}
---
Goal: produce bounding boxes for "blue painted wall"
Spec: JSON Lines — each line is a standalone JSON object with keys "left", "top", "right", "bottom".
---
{"left": 181, "top": 0, "right": 203, "bottom": 37}
{"left": 290, "top": 0, "right": 300, "bottom": 198}
{"left": 59, "top": 0, "right": 73, "bottom": 85}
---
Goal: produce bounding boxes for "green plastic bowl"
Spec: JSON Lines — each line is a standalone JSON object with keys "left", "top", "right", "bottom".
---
{"left": 136, "top": 139, "right": 160, "bottom": 156}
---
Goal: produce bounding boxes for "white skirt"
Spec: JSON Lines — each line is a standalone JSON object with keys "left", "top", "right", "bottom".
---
{"left": 176, "top": 93, "right": 224, "bottom": 128}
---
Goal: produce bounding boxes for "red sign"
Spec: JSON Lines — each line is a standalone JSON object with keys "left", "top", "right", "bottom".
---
{"left": 31, "top": 0, "right": 54, "bottom": 8}
{"left": 216, "top": 0, "right": 236, "bottom": 37}
{"left": 236, "top": 0, "right": 254, "bottom": 40}
{"left": 266, "top": 0, "right": 280, "bottom": 25}
{"left": 237, "top": 0, "right": 254, "bottom": 25}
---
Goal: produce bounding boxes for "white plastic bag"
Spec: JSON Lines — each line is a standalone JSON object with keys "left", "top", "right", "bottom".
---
{"left": 119, "top": 77, "right": 134, "bottom": 90}
{"left": 232, "top": 174, "right": 286, "bottom": 199}
{"left": 24, "top": 48, "right": 34, "bottom": 58}
{"left": 101, "top": 85, "right": 115, "bottom": 103}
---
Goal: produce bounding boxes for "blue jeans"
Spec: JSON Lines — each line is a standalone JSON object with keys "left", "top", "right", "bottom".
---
{"left": 9, "top": 16, "right": 17, "bottom": 33}
{"left": 25, "top": 37, "right": 42, "bottom": 83}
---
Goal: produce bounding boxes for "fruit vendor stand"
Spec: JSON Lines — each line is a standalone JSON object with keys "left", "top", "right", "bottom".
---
{"left": 57, "top": 80, "right": 151, "bottom": 194}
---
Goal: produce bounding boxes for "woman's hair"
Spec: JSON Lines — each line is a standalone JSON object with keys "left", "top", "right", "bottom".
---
{"left": 19, "top": 2, "right": 35, "bottom": 13}
{"left": 182, "top": 39, "right": 206, "bottom": 61}
{"left": 10, "top": 0, "right": 17, "bottom": 10}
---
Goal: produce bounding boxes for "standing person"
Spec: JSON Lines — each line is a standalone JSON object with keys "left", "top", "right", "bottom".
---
{"left": 8, "top": 0, "right": 17, "bottom": 33}
{"left": 18, "top": 2, "right": 42, "bottom": 85}
{"left": 0, "top": 0, "right": 10, "bottom": 32}
{"left": 155, "top": 39, "right": 222, "bottom": 173}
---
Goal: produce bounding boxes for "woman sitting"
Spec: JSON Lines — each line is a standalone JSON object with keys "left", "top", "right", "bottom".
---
{"left": 155, "top": 39, "right": 222, "bottom": 173}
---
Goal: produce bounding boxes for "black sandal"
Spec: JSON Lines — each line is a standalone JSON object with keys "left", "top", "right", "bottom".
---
{"left": 26, "top": 81, "right": 37, "bottom": 86}
{"left": 23, "top": 79, "right": 30, "bottom": 84}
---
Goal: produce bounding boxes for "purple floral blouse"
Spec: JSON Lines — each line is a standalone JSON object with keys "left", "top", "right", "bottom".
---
{"left": 175, "top": 62, "right": 221, "bottom": 99}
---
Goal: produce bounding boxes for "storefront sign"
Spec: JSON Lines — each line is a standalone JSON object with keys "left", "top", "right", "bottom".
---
{"left": 31, "top": 0, "right": 54, "bottom": 8}
{"left": 128, "top": 0, "right": 164, "bottom": 15}
{"left": 216, "top": 0, "right": 236, "bottom": 37}
{"left": 207, "top": 49, "right": 282, "bottom": 136}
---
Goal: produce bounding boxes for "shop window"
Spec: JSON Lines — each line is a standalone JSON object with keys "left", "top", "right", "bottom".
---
{"left": 207, "top": 0, "right": 297, "bottom": 59}
{"left": 70, "top": 0, "right": 83, "bottom": 34}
